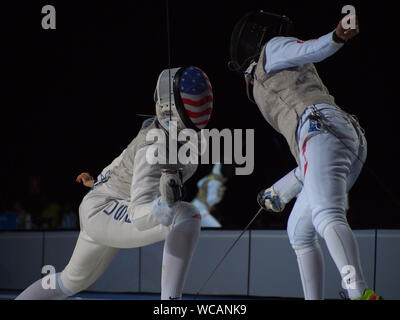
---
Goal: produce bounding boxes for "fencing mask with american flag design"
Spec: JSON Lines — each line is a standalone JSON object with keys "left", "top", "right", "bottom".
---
{"left": 154, "top": 66, "right": 213, "bottom": 132}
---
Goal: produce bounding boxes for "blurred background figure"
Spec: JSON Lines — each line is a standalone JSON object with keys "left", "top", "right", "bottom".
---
{"left": 191, "top": 164, "right": 234, "bottom": 228}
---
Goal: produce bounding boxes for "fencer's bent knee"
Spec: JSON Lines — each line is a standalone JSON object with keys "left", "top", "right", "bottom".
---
{"left": 287, "top": 227, "right": 318, "bottom": 249}
{"left": 311, "top": 207, "right": 347, "bottom": 236}
{"left": 287, "top": 214, "right": 318, "bottom": 248}
{"left": 150, "top": 199, "right": 200, "bottom": 227}
{"left": 173, "top": 202, "right": 201, "bottom": 227}
{"left": 292, "top": 240, "right": 321, "bottom": 255}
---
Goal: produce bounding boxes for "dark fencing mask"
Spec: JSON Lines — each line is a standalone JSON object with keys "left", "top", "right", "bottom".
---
{"left": 228, "top": 10, "right": 293, "bottom": 74}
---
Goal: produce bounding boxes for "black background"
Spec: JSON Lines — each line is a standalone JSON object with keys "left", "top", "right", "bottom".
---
{"left": 2, "top": 0, "right": 399, "bottom": 229}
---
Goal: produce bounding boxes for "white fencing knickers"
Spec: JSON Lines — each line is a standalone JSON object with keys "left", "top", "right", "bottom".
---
{"left": 287, "top": 104, "right": 367, "bottom": 245}
{"left": 60, "top": 182, "right": 195, "bottom": 295}
{"left": 286, "top": 104, "right": 368, "bottom": 299}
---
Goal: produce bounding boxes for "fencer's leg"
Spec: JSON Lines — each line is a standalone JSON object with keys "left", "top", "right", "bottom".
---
{"left": 160, "top": 202, "right": 201, "bottom": 300}
{"left": 80, "top": 186, "right": 169, "bottom": 248}
{"left": 295, "top": 243, "right": 325, "bottom": 300}
{"left": 321, "top": 221, "right": 366, "bottom": 299}
{"left": 302, "top": 128, "right": 367, "bottom": 299}
{"left": 16, "top": 231, "right": 119, "bottom": 300}
{"left": 287, "top": 191, "right": 324, "bottom": 300}
{"left": 59, "top": 230, "right": 119, "bottom": 296}
{"left": 15, "top": 273, "right": 72, "bottom": 300}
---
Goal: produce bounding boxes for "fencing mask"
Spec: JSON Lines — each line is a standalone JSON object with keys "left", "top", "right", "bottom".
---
{"left": 228, "top": 10, "right": 293, "bottom": 74}
{"left": 155, "top": 66, "right": 213, "bottom": 132}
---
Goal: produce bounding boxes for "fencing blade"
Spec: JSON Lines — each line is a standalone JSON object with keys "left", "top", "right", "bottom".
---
{"left": 195, "top": 207, "right": 264, "bottom": 297}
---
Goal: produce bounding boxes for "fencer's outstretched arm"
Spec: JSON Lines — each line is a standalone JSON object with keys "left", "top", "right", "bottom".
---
{"left": 265, "top": 15, "right": 359, "bottom": 74}
{"left": 272, "top": 167, "right": 303, "bottom": 203}
{"left": 258, "top": 167, "right": 303, "bottom": 213}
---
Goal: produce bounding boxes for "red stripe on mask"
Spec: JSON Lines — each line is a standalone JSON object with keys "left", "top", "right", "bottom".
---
{"left": 182, "top": 95, "right": 213, "bottom": 107}
{"left": 186, "top": 107, "right": 212, "bottom": 118}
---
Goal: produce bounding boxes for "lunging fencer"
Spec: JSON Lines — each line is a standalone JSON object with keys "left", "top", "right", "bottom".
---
{"left": 16, "top": 66, "right": 214, "bottom": 300}
{"left": 229, "top": 10, "right": 380, "bottom": 300}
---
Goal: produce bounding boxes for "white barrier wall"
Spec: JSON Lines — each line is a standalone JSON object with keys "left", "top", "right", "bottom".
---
{"left": 0, "top": 229, "right": 399, "bottom": 299}
{"left": 375, "top": 230, "right": 400, "bottom": 300}
{"left": 0, "top": 232, "right": 43, "bottom": 289}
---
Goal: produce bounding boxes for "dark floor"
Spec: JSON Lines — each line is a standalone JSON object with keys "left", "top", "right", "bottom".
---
{"left": 0, "top": 290, "right": 289, "bottom": 300}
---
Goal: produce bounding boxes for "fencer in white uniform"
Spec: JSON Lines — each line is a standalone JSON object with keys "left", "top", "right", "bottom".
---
{"left": 192, "top": 164, "right": 227, "bottom": 228}
{"left": 230, "top": 11, "right": 379, "bottom": 300}
{"left": 16, "top": 66, "right": 214, "bottom": 300}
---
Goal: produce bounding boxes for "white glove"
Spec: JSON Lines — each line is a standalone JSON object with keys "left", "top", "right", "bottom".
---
{"left": 150, "top": 197, "right": 179, "bottom": 227}
{"left": 159, "top": 169, "right": 183, "bottom": 205}
{"left": 257, "top": 187, "right": 285, "bottom": 213}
